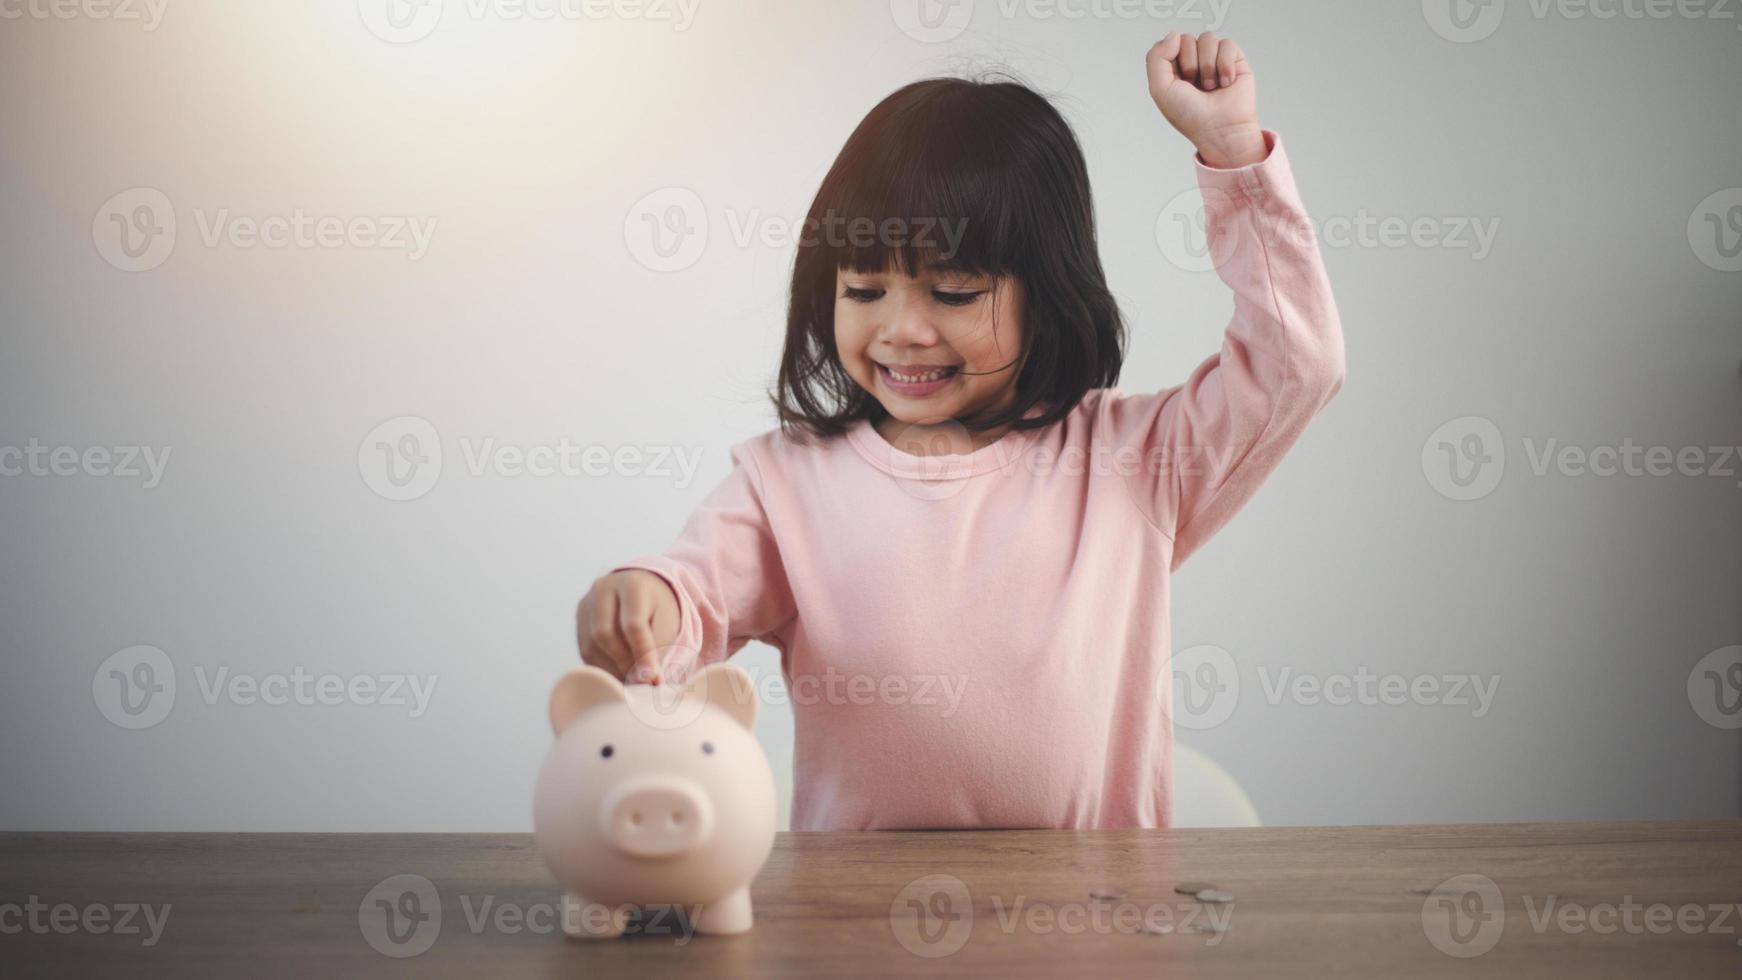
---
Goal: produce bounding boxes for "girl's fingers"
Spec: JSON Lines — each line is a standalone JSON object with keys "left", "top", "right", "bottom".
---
{"left": 617, "top": 586, "right": 663, "bottom": 684}
{"left": 589, "top": 588, "right": 634, "bottom": 677}
{"left": 1147, "top": 34, "right": 1179, "bottom": 88}
{"left": 575, "top": 591, "right": 614, "bottom": 667}
{"left": 1151, "top": 32, "right": 1244, "bottom": 94}
{"left": 1216, "top": 38, "right": 1243, "bottom": 88}
{"left": 1176, "top": 31, "right": 1198, "bottom": 84}
{"left": 1151, "top": 31, "right": 1182, "bottom": 69}
{"left": 1197, "top": 32, "right": 1220, "bottom": 89}
{"left": 577, "top": 592, "right": 623, "bottom": 674}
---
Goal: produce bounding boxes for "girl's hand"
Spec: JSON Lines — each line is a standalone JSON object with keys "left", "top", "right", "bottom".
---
{"left": 576, "top": 569, "right": 681, "bottom": 684}
{"left": 1146, "top": 32, "right": 1265, "bottom": 169}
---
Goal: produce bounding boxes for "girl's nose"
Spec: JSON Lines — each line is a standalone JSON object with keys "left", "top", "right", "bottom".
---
{"left": 875, "top": 293, "right": 941, "bottom": 348}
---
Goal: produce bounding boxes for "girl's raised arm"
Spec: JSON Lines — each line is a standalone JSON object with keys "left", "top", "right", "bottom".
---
{"left": 1113, "top": 131, "right": 1345, "bottom": 569}
{"left": 1103, "top": 34, "right": 1346, "bottom": 569}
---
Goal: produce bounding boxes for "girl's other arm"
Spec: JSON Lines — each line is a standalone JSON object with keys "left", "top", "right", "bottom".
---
{"left": 577, "top": 441, "right": 796, "bottom": 684}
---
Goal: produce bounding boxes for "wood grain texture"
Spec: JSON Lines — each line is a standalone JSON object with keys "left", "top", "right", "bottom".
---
{"left": 3, "top": 821, "right": 1741, "bottom": 977}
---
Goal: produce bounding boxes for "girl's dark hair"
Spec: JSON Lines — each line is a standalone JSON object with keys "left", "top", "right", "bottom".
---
{"left": 771, "top": 71, "right": 1127, "bottom": 440}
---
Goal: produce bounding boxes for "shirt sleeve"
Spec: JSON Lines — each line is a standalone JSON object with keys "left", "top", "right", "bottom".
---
{"left": 609, "top": 439, "right": 797, "bottom": 681}
{"left": 1107, "top": 129, "right": 1346, "bottom": 571}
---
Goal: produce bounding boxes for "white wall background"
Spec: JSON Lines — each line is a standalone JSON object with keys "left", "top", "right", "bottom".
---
{"left": 1, "top": 0, "right": 1738, "bottom": 831}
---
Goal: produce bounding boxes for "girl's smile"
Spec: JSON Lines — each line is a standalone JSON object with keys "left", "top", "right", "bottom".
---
{"left": 874, "top": 360, "right": 961, "bottom": 397}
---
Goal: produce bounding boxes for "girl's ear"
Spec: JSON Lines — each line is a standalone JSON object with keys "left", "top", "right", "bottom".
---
{"left": 692, "top": 662, "right": 759, "bottom": 731}
{"left": 549, "top": 666, "right": 628, "bottom": 735}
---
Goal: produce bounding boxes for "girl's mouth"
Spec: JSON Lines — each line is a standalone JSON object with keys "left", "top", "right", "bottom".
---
{"left": 876, "top": 362, "right": 960, "bottom": 397}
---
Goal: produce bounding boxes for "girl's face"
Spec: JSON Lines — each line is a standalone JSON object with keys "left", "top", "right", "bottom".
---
{"left": 834, "top": 265, "right": 1024, "bottom": 429}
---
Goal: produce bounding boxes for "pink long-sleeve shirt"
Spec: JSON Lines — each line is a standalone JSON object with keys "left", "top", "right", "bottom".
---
{"left": 615, "top": 129, "right": 1344, "bottom": 831}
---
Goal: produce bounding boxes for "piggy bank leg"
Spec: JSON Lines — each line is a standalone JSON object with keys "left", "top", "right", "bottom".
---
{"left": 560, "top": 892, "right": 628, "bottom": 940}
{"left": 692, "top": 886, "right": 753, "bottom": 936}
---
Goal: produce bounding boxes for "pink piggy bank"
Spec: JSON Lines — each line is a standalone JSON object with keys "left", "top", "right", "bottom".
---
{"left": 533, "top": 662, "right": 777, "bottom": 939}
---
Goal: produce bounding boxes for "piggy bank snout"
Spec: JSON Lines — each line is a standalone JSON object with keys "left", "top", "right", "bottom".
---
{"left": 598, "top": 774, "right": 716, "bottom": 859}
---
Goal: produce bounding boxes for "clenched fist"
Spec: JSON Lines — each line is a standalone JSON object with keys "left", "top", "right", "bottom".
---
{"left": 1146, "top": 31, "right": 1266, "bottom": 170}
{"left": 575, "top": 569, "right": 680, "bottom": 684}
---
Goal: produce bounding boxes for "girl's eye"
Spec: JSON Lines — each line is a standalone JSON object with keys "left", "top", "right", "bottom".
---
{"left": 600, "top": 744, "right": 614, "bottom": 759}
{"left": 842, "top": 287, "right": 983, "bottom": 305}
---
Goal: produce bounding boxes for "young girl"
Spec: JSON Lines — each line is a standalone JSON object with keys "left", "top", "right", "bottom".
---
{"left": 576, "top": 32, "right": 1344, "bottom": 831}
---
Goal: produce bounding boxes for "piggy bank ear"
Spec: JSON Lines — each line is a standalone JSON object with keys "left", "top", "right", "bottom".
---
{"left": 549, "top": 666, "right": 628, "bottom": 735}
{"left": 692, "top": 662, "right": 758, "bottom": 731}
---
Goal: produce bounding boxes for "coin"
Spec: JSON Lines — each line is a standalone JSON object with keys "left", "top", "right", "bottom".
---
{"left": 1195, "top": 889, "right": 1234, "bottom": 903}
{"left": 1089, "top": 886, "right": 1127, "bottom": 901}
{"left": 1194, "top": 920, "right": 1230, "bottom": 934}
{"left": 1140, "top": 922, "right": 1175, "bottom": 935}
{"left": 1174, "top": 881, "right": 1217, "bottom": 895}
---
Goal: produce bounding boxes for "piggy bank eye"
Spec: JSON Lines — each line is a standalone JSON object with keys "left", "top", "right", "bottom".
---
{"left": 701, "top": 741, "right": 714, "bottom": 755}
{"left": 600, "top": 744, "right": 614, "bottom": 759}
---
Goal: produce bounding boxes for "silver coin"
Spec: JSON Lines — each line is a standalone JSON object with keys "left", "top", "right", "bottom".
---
{"left": 1174, "top": 881, "right": 1218, "bottom": 895}
{"left": 1089, "top": 886, "right": 1127, "bottom": 901}
{"left": 1194, "top": 920, "right": 1230, "bottom": 934}
{"left": 1195, "top": 888, "right": 1234, "bottom": 903}
{"left": 1140, "top": 922, "right": 1175, "bottom": 935}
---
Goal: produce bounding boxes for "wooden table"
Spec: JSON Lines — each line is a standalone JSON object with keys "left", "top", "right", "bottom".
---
{"left": 3, "top": 821, "right": 1740, "bottom": 977}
